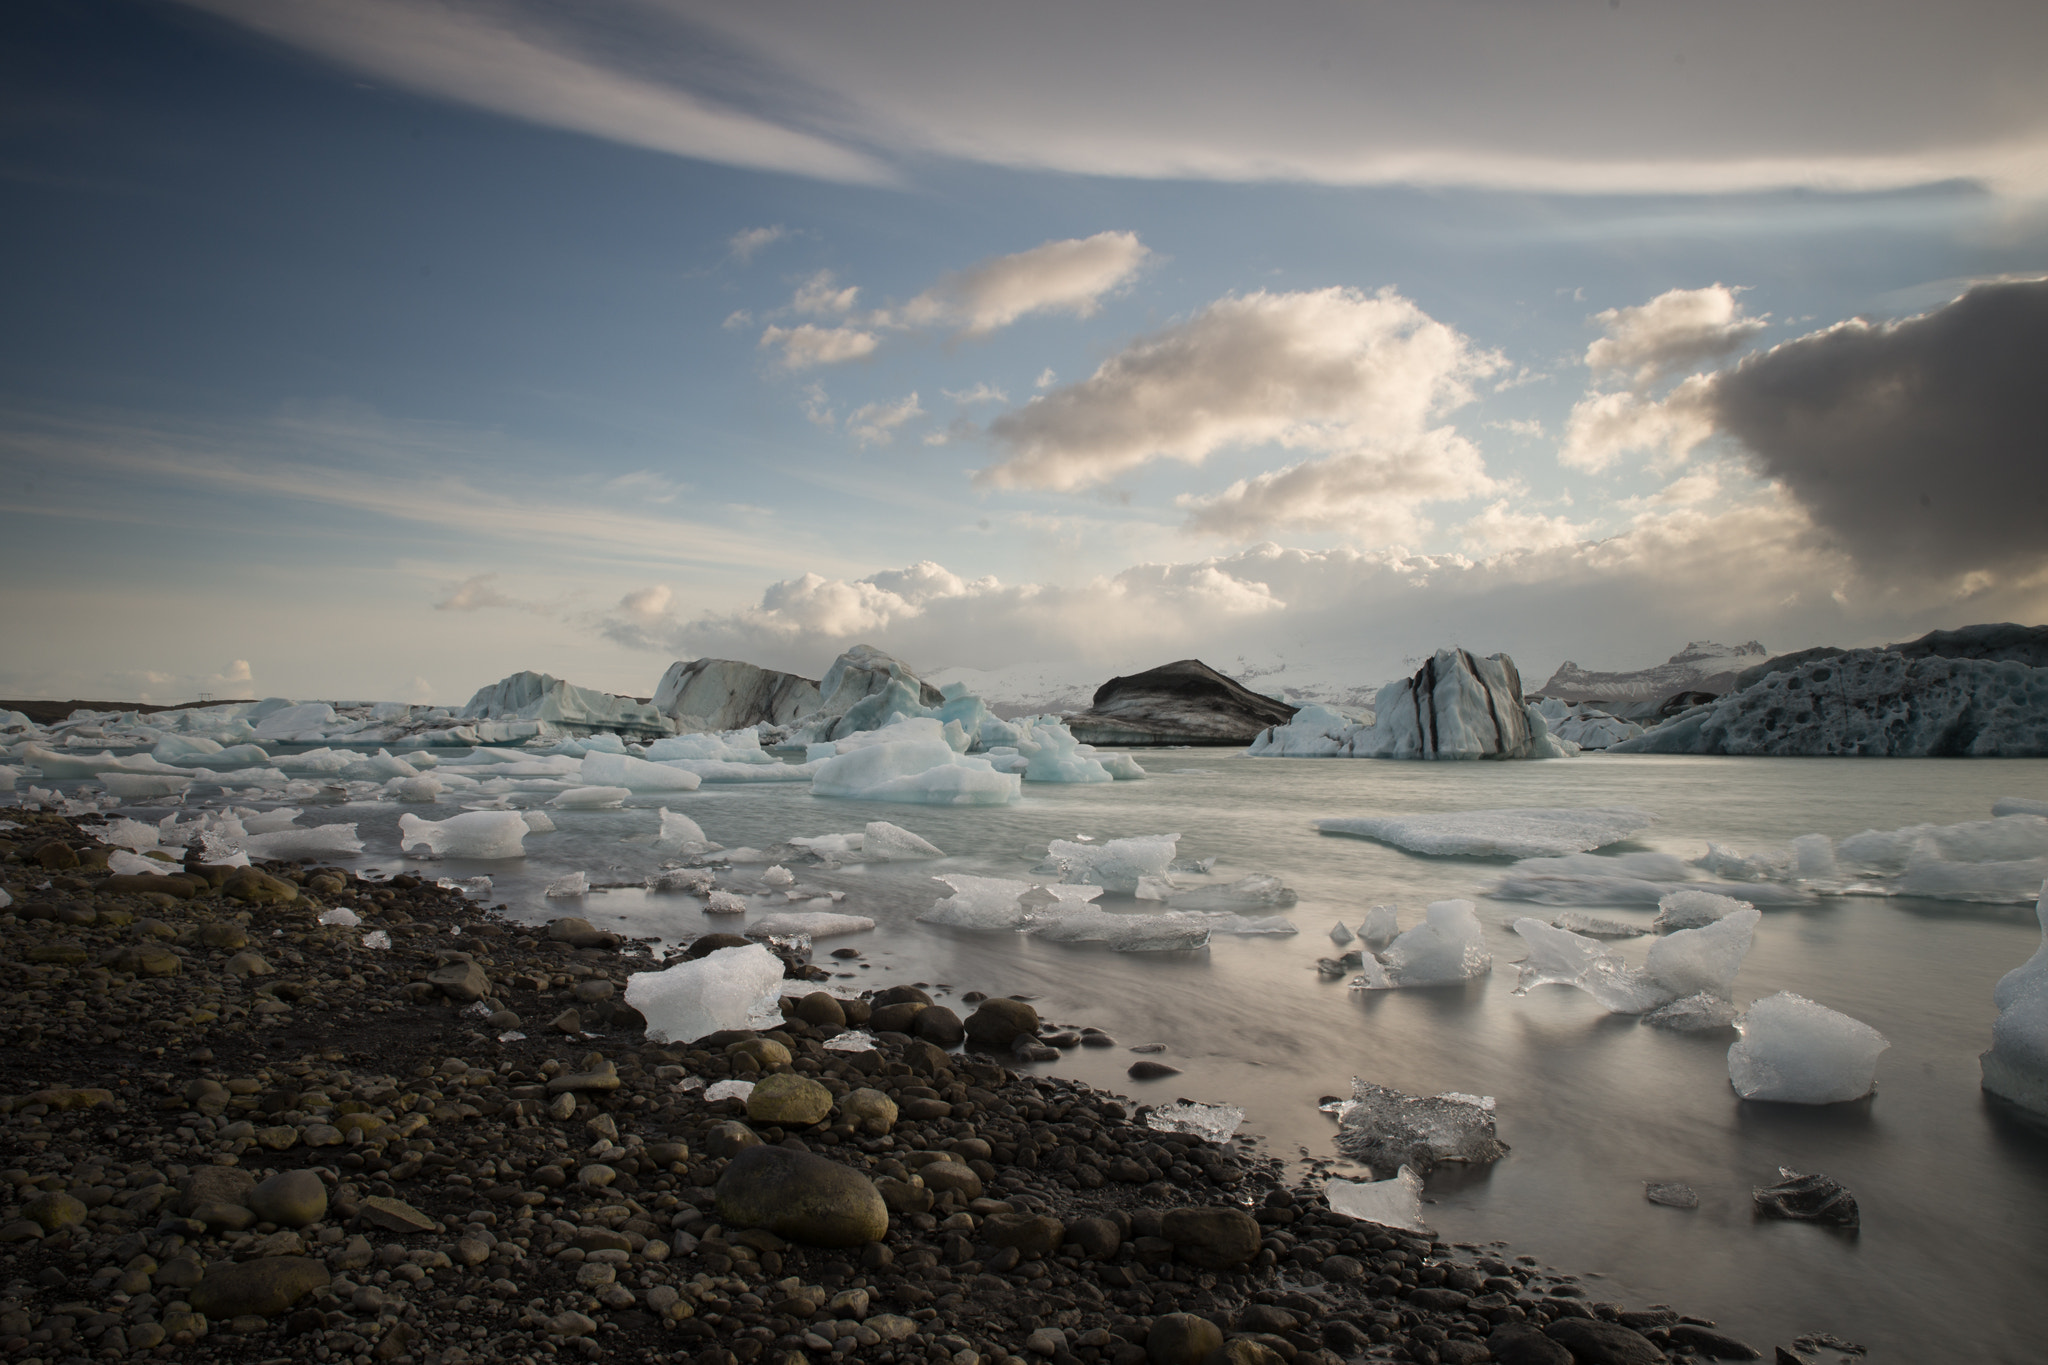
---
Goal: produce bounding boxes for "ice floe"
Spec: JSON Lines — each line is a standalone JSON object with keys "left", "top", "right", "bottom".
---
{"left": 1325, "top": 1167, "right": 1428, "bottom": 1231}
{"left": 1981, "top": 881, "right": 2048, "bottom": 1116}
{"left": 1728, "top": 992, "right": 1889, "bottom": 1103}
{"left": 1317, "top": 807, "right": 1653, "bottom": 858}
{"left": 1510, "top": 908, "right": 1760, "bottom": 1015}
{"left": 397, "top": 810, "right": 529, "bottom": 859}
{"left": 1352, "top": 900, "right": 1491, "bottom": 989}
{"left": 627, "top": 944, "right": 786, "bottom": 1044}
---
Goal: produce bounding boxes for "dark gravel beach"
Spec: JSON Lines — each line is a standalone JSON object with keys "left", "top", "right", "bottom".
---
{"left": 0, "top": 812, "right": 1789, "bottom": 1365}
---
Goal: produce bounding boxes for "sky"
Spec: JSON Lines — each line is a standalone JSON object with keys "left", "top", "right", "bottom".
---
{"left": 2, "top": 0, "right": 2045, "bottom": 706}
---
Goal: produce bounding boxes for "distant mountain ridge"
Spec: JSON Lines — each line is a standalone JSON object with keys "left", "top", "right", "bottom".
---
{"left": 1537, "top": 641, "right": 1768, "bottom": 703}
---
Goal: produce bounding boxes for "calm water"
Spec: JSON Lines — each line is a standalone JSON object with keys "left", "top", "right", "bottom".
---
{"left": 260, "top": 755, "right": 2048, "bottom": 1359}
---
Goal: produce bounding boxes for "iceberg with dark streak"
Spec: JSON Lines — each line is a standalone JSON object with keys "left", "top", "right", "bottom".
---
{"left": 1251, "top": 648, "right": 1573, "bottom": 760}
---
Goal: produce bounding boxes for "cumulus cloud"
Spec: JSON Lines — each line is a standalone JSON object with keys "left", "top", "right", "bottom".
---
{"left": 944, "top": 383, "right": 1008, "bottom": 406}
{"left": 434, "top": 572, "right": 524, "bottom": 611}
{"left": 758, "top": 322, "right": 878, "bottom": 369}
{"left": 1587, "top": 285, "right": 1767, "bottom": 388}
{"left": 848, "top": 392, "right": 925, "bottom": 447}
{"left": 1178, "top": 432, "right": 1495, "bottom": 541}
{"left": 905, "top": 232, "right": 1151, "bottom": 335}
{"left": 792, "top": 270, "right": 860, "bottom": 315}
{"left": 1559, "top": 377, "right": 1718, "bottom": 472}
{"left": 727, "top": 225, "right": 788, "bottom": 262}
{"left": 981, "top": 287, "right": 1495, "bottom": 493}
{"left": 619, "top": 584, "right": 673, "bottom": 618}
{"left": 1706, "top": 277, "right": 2048, "bottom": 581}
{"left": 1456, "top": 501, "right": 1595, "bottom": 556}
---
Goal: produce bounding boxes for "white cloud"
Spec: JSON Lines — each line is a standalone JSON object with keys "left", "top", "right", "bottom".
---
{"left": 603, "top": 470, "right": 685, "bottom": 502}
{"left": 434, "top": 572, "right": 524, "bottom": 611}
{"left": 619, "top": 584, "right": 673, "bottom": 618}
{"left": 1587, "top": 285, "right": 1767, "bottom": 387}
{"left": 1035, "top": 368, "right": 1057, "bottom": 389}
{"left": 1559, "top": 377, "right": 1718, "bottom": 472}
{"left": 1455, "top": 500, "right": 1595, "bottom": 556}
{"left": 1487, "top": 417, "right": 1546, "bottom": 438}
{"left": 727, "top": 225, "right": 789, "bottom": 262}
{"left": 904, "top": 231, "right": 1151, "bottom": 335}
{"left": 981, "top": 287, "right": 1495, "bottom": 492}
{"left": 792, "top": 270, "right": 860, "bottom": 315}
{"left": 722, "top": 309, "right": 753, "bottom": 329}
{"left": 219, "top": 660, "right": 254, "bottom": 684}
{"left": 758, "top": 322, "right": 879, "bottom": 369}
{"left": 847, "top": 392, "right": 925, "bottom": 447}
{"left": 1178, "top": 431, "right": 1495, "bottom": 542}
{"left": 944, "top": 383, "right": 1009, "bottom": 406}
{"left": 799, "top": 382, "right": 836, "bottom": 428}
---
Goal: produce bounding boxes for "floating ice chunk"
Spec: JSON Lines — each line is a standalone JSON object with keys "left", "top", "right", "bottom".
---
{"left": 1646, "top": 907, "right": 1760, "bottom": 1000}
{"left": 648, "top": 867, "right": 713, "bottom": 894}
{"left": 1552, "top": 912, "right": 1645, "bottom": 938}
{"left": 1981, "top": 881, "right": 2048, "bottom": 1115}
{"left": 242, "top": 823, "right": 364, "bottom": 861}
{"left": 1169, "top": 874, "right": 1298, "bottom": 912}
{"left": 521, "top": 809, "right": 556, "bottom": 833}
{"left": 863, "top": 820, "right": 943, "bottom": 861}
{"left": 361, "top": 930, "right": 391, "bottom": 950}
{"left": 1195, "top": 912, "right": 1298, "bottom": 935}
{"left": 580, "top": 752, "right": 704, "bottom": 793}
{"left": 99, "top": 772, "right": 194, "bottom": 799}
{"left": 1994, "top": 797, "right": 2048, "bottom": 818}
{"left": 545, "top": 872, "right": 589, "bottom": 898}
{"left": 251, "top": 702, "right": 337, "bottom": 742}
{"left": 398, "top": 810, "right": 529, "bottom": 859}
{"left": 1510, "top": 918, "right": 1615, "bottom": 994}
{"left": 1316, "top": 808, "right": 1653, "bottom": 859}
{"left": 704, "top": 891, "right": 748, "bottom": 914}
{"left": 153, "top": 733, "right": 224, "bottom": 762}
{"left": 822, "top": 1030, "right": 877, "bottom": 1053}
{"left": 1145, "top": 1101, "right": 1244, "bottom": 1142}
{"left": 920, "top": 875, "right": 1037, "bottom": 929}
{"left": 747, "top": 911, "right": 875, "bottom": 937}
{"left": 760, "top": 865, "right": 795, "bottom": 889}
{"left": 241, "top": 807, "right": 303, "bottom": 834}
{"left": 1017, "top": 720, "right": 1115, "bottom": 784}
{"left": 1729, "top": 991, "right": 1889, "bottom": 1103}
{"left": 627, "top": 943, "right": 787, "bottom": 1045}
{"left": 1325, "top": 1167, "right": 1428, "bottom": 1231}
{"left": 1791, "top": 833, "right": 1840, "bottom": 881}
{"left": 552, "top": 786, "right": 631, "bottom": 809}
{"left": 1042, "top": 833, "right": 1181, "bottom": 894}
{"left": 1696, "top": 843, "right": 1793, "bottom": 881}
{"left": 703, "top": 1079, "right": 757, "bottom": 1104}
{"left": 652, "top": 808, "right": 709, "bottom": 849}
{"left": 319, "top": 907, "right": 361, "bottom": 926}
{"left": 1898, "top": 847, "right": 2048, "bottom": 903}
{"left": 644, "top": 731, "right": 774, "bottom": 764}
{"left": 1358, "top": 904, "right": 1399, "bottom": 948}
{"left": 1654, "top": 890, "right": 1753, "bottom": 931}
{"left": 810, "top": 737, "right": 1021, "bottom": 806}
{"left": 394, "top": 776, "right": 442, "bottom": 803}
{"left": 95, "top": 818, "right": 161, "bottom": 851}
{"left": 788, "top": 831, "right": 863, "bottom": 858}
{"left": 1363, "top": 900, "right": 1491, "bottom": 988}
{"left": 1329, "top": 921, "right": 1354, "bottom": 945}
{"left": 1334, "top": 1081, "right": 1507, "bottom": 1177}
{"left": 1642, "top": 992, "right": 1739, "bottom": 1032}
{"left": 1839, "top": 814, "right": 2048, "bottom": 873}
{"left": 1026, "top": 905, "right": 1212, "bottom": 952}
{"left": 107, "top": 849, "right": 168, "bottom": 876}
{"left": 1096, "top": 751, "right": 1147, "bottom": 780}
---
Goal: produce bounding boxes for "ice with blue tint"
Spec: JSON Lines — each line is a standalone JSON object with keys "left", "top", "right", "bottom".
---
{"left": 1511, "top": 908, "right": 1761, "bottom": 1015}
{"left": 1168, "top": 874, "right": 1297, "bottom": 912}
{"left": 919, "top": 875, "right": 1046, "bottom": 930}
{"left": 1729, "top": 992, "right": 1889, "bottom": 1103}
{"left": 1982, "top": 881, "right": 2048, "bottom": 1116}
{"left": 643, "top": 730, "right": 775, "bottom": 764}
{"left": 810, "top": 735, "right": 1021, "bottom": 806}
{"left": 1358, "top": 904, "right": 1400, "bottom": 948}
{"left": 1146, "top": 1101, "right": 1244, "bottom": 1142}
{"left": 398, "top": 810, "right": 529, "bottom": 859}
{"left": 578, "top": 752, "right": 704, "bottom": 792}
{"left": 1654, "top": 889, "right": 1753, "bottom": 931}
{"left": 242, "top": 823, "right": 365, "bottom": 861}
{"left": 1250, "top": 648, "right": 1572, "bottom": 761}
{"left": 1021, "top": 721, "right": 1115, "bottom": 784}
{"left": 748, "top": 911, "right": 877, "bottom": 937}
{"left": 1317, "top": 808, "right": 1653, "bottom": 858}
{"left": 1994, "top": 797, "right": 2048, "bottom": 817}
{"left": 252, "top": 702, "right": 338, "bottom": 742}
{"left": 1042, "top": 833, "right": 1180, "bottom": 894}
{"left": 1024, "top": 905, "right": 1213, "bottom": 951}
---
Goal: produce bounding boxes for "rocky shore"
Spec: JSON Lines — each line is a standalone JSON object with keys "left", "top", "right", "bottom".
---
{"left": 0, "top": 812, "right": 1784, "bottom": 1365}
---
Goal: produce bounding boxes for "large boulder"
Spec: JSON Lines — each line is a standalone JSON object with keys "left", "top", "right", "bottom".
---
{"left": 714, "top": 1146, "right": 888, "bottom": 1247}
{"left": 745, "top": 1074, "right": 834, "bottom": 1127}
{"left": 1542, "top": 1318, "right": 1664, "bottom": 1365}
{"left": 189, "top": 1256, "right": 331, "bottom": 1318}
{"left": 653, "top": 659, "right": 822, "bottom": 732}
{"left": 1064, "top": 660, "right": 1296, "bottom": 746}
{"left": 1161, "top": 1206, "right": 1262, "bottom": 1268}
{"left": 964, "top": 998, "right": 1039, "bottom": 1049}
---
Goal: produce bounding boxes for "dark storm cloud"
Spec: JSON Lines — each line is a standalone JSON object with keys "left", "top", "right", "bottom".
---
{"left": 1709, "top": 279, "right": 2048, "bottom": 580}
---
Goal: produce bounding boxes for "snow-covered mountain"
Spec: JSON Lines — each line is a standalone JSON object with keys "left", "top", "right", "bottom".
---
{"left": 1537, "top": 641, "right": 1768, "bottom": 702}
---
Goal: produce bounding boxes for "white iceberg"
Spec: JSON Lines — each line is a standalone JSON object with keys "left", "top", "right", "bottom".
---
{"left": 1352, "top": 901, "right": 1492, "bottom": 990}
{"left": 398, "top": 810, "right": 529, "bottom": 859}
{"left": 747, "top": 911, "right": 876, "bottom": 938}
{"left": 552, "top": 786, "right": 631, "bottom": 809}
{"left": 1654, "top": 889, "right": 1753, "bottom": 931}
{"left": 242, "top": 823, "right": 364, "bottom": 861}
{"left": 1325, "top": 1167, "right": 1428, "bottom": 1232}
{"left": 1982, "top": 881, "right": 2048, "bottom": 1116}
{"left": 545, "top": 872, "right": 589, "bottom": 898}
{"left": 1329, "top": 920, "right": 1355, "bottom": 945}
{"left": 1250, "top": 649, "right": 1573, "bottom": 761}
{"left": 626, "top": 944, "right": 787, "bottom": 1045}
{"left": 810, "top": 735, "right": 1020, "bottom": 806}
{"left": 1993, "top": 797, "right": 2048, "bottom": 818}
{"left": 460, "top": 669, "right": 674, "bottom": 737}
{"left": 919, "top": 875, "right": 1044, "bottom": 930}
{"left": 1041, "top": 833, "right": 1180, "bottom": 894}
{"left": 1169, "top": 874, "right": 1297, "bottom": 912}
{"left": 580, "top": 752, "right": 704, "bottom": 793}
{"left": 1358, "top": 904, "right": 1400, "bottom": 948}
{"left": 521, "top": 809, "right": 556, "bottom": 833}
{"left": 1510, "top": 908, "right": 1760, "bottom": 1015}
{"left": 98, "top": 772, "right": 194, "bottom": 799}
{"left": 1317, "top": 807, "right": 1654, "bottom": 858}
{"left": 94, "top": 818, "right": 161, "bottom": 851}
{"left": 1024, "top": 905, "right": 1213, "bottom": 952}
{"left": 704, "top": 891, "right": 748, "bottom": 914}
{"left": 863, "top": 820, "right": 943, "bottom": 861}
{"left": 1729, "top": 992, "right": 1889, "bottom": 1103}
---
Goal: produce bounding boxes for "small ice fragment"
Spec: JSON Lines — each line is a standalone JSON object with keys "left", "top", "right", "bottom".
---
{"left": 1728, "top": 992, "right": 1888, "bottom": 1103}
{"left": 749, "top": 911, "right": 875, "bottom": 938}
{"left": 1753, "top": 1168, "right": 1858, "bottom": 1227}
{"left": 1333, "top": 1080, "right": 1507, "bottom": 1176}
{"left": 657, "top": 808, "right": 709, "bottom": 846}
{"left": 1042, "top": 833, "right": 1181, "bottom": 893}
{"left": 94, "top": 817, "right": 161, "bottom": 851}
{"left": 318, "top": 907, "right": 361, "bottom": 926}
{"left": 704, "top": 890, "right": 748, "bottom": 914}
{"left": 552, "top": 786, "right": 630, "bottom": 809}
{"left": 1641, "top": 992, "right": 1738, "bottom": 1032}
{"left": 649, "top": 867, "right": 714, "bottom": 894}
{"left": 863, "top": 820, "right": 944, "bottom": 860}
{"left": 1791, "top": 832, "right": 1839, "bottom": 880}
{"left": 460, "top": 876, "right": 493, "bottom": 897}
{"left": 1145, "top": 1101, "right": 1244, "bottom": 1143}
{"left": 107, "top": 849, "right": 166, "bottom": 876}
{"left": 361, "top": 930, "right": 391, "bottom": 950}
{"left": 545, "top": 872, "right": 589, "bottom": 898}
{"left": 761, "top": 865, "right": 795, "bottom": 888}
{"left": 462, "top": 1000, "right": 493, "bottom": 1018}
{"left": 1358, "top": 904, "right": 1400, "bottom": 948}
{"left": 497, "top": 1030, "right": 526, "bottom": 1042}
{"left": 1329, "top": 921, "right": 1355, "bottom": 945}
{"left": 1552, "top": 912, "right": 1646, "bottom": 938}
{"left": 522, "top": 809, "right": 556, "bottom": 833}
{"left": 1170, "top": 874, "right": 1297, "bottom": 912}
{"left": 1325, "top": 1166, "right": 1428, "bottom": 1231}
{"left": 1364, "top": 900, "right": 1490, "bottom": 988}
{"left": 1644, "top": 1181, "right": 1699, "bottom": 1209}
{"left": 1653, "top": 889, "right": 1752, "bottom": 931}
{"left": 395, "top": 776, "right": 442, "bottom": 803}
{"left": 822, "top": 1030, "right": 877, "bottom": 1053}
{"left": 625, "top": 944, "right": 786, "bottom": 1044}
{"left": 674, "top": 1076, "right": 706, "bottom": 1092}
{"left": 703, "top": 1080, "right": 756, "bottom": 1103}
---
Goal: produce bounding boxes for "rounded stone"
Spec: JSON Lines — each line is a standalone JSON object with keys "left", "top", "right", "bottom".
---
{"left": 982, "top": 1212, "right": 1066, "bottom": 1257}
{"left": 1146, "top": 1313, "right": 1224, "bottom": 1365}
{"left": 20, "top": 1192, "right": 87, "bottom": 1232}
{"left": 795, "top": 992, "right": 847, "bottom": 1027}
{"left": 840, "top": 1088, "right": 898, "bottom": 1135}
{"left": 727, "top": 1037, "right": 792, "bottom": 1068}
{"left": 1162, "top": 1206, "right": 1262, "bottom": 1268}
{"left": 714, "top": 1145, "right": 889, "bottom": 1247}
{"left": 871, "top": 985, "right": 934, "bottom": 1008}
{"left": 703, "top": 1120, "right": 762, "bottom": 1157}
{"left": 868, "top": 1002, "right": 927, "bottom": 1034}
{"left": 964, "top": 998, "right": 1039, "bottom": 1048}
{"left": 1543, "top": 1319, "right": 1664, "bottom": 1365}
{"left": 683, "top": 933, "right": 752, "bottom": 959}
{"left": 189, "top": 1256, "right": 331, "bottom": 1318}
{"left": 913, "top": 1005, "right": 966, "bottom": 1048}
{"left": 916, "top": 1161, "right": 983, "bottom": 1200}
{"left": 746, "top": 1073, "right": 835, "bottom": 1126}
{"left": 573, "top": 978, "right": 615, "bottom": 1002}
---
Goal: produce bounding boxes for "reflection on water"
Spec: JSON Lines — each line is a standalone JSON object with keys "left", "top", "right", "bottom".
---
{"left": 324, "top": 752, "right": 2048, "bottom": 1362}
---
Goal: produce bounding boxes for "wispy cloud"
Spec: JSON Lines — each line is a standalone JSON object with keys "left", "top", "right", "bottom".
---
{"left": 904, "top": 232, "right": 1151, "bottom": 335}
{"left": 759, "top": 322, "right": 879, "bottom": 369}
{"left": 848, "top": 392, "right": 925, "bottom": 447}
{"left": 727, "top": 225, "right": 789, "bottom": 263}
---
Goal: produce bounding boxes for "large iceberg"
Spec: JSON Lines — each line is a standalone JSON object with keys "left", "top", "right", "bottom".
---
{"left": 1352, "top": 900, "right": 1491, "bottom": 989}
{"left": 1982, "top": 882, "right": 2048, "bottom": 1116}
{"left": 789, "top": 645, "right": 945, "bottom": 745}
{"left": 626, "top": 944, "right": 787, "bottom": 1044}
{"left": 579, "top": 752, "right": 705, "bottom": 793}
{"left": 1728, "top": 992, "right": 1889, "bottom": 1103}
{"left": 1316, "top": 807, "right": 1653, "bottom": 858}
{"left": 1530, "top": 698, "right": 1645, "bottom": 750}
{"left": 652, "top": 658, "right": 821, "bottom": 733}
{"left": 1251, "top": 648, "right": 1571, "bottom": 760}
{"left": 459, "top": 670, "right": 675, "bottom": 737}
{"left": 1613, "top": 648, "right": 2048, "bottom": 756}
{"left": 1538, "top": 640, "right": 1769, "bottom": 706}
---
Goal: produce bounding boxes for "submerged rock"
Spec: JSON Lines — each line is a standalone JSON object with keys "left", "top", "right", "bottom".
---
{"left": 1752, "top": 1168, "right": 1859, "bottom": 1227}
{"left": 1064, "top": 659, "right": 1297, "bottom": 746}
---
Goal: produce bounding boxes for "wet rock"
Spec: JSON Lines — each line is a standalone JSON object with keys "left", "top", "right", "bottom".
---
{"left": 1128, "top": 1060, "right": 1182, "bottom": 1080}
{"left": 703, "top": 1121, "right": 763, "bottom": 1157}
{"left": 840, "top": 1088, "right": 898, "bottom": 1135}
{"left": 1162, "top": 1207, "right": 1262, "bottom": 1268}
{"left": 965, "top": 997, "right": 1039, "bottom": 1047}
{"left": 1066, "top": 1216, "right": 1122, "bottom": 1260}
{"left": 427, "top": 958, "right": 490, "bottom": 1002}
{"left": 189, "top": 1256, "right": 331, "bottom": 1318}
{"left": 913, "top": 1005, "right": 966, "bottom": 1047}
{"left": 1488, "top": 1323, "right": 1572, "bottom": 1365}
{"left": 357, "top": 1195, "right": 438, "bottom": 1234}
{"left": 1752, "top": 1169, "right": 1858, "bottom": 1227}
{"left": 983, "top": 1212, "right": 1066, "bottom": 1258}
{"left": 1544, "top": 1317, "right": 1664, "bottom": 1365}
{"left": 223, "top": 868, "right": 298, "bottom": 904}
{"left": 176, "top": 1166, "right": 257, "bottom": 1215}
{"left": 1146, "top": 1312, "right": 1224, "bottom": 1365}
{"left": 1668, "top": 1324, "right": 1762, "bottom": 1359}
{"left": 795, "top": 992, "right": 847, "bottom": 1028}
{"left": 746, "top": 1073, "right": 834, "bottom": 1126}
{"left": 548, "top": 917, "right": 619, "bottom": 949}
{"left": 19, "top": 1193, "right": 86, "bottom": 1232}
{"left": 714, "top": 1145, "right": 889, "bottom": 1247}
{"left": 916, "top": 1161, "right": 982, "bottom": 1200}
{"left": 869, "top": 1002, "right": 928, "bottom": 1034}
